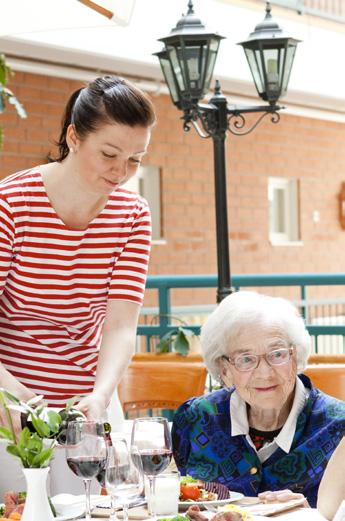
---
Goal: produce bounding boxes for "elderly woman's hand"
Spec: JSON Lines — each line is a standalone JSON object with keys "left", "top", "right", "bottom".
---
{"left": 258, "top": 490, "right": 309, "bottom": 507}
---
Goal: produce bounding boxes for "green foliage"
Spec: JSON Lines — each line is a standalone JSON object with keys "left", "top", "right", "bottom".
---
{"left": 0, "top": 388, "right": 61, "bottom": 468}
{"left": 156, "top": 326, "right": 197, "bottom": 356}
{"left": 0, "top": 54, "right": 27, "bottom": 147}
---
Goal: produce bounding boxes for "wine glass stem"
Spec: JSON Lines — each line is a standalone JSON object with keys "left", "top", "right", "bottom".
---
{"left": 84, "top": 479, "right": 92, "bottom": 521}
{"left": 123, "top": 502, "right": 129, "bottom": 521}
{"left": 110, "top": 494, "right": 117, "bottom": 521}
{"left": 148, "top": 475, "right": 156, "bottom": 517}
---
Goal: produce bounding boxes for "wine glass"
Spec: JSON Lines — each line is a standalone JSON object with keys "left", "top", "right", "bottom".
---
{"left": 105, "top": 438, "right": 144, "bottom": 521}
{"left": 131, "top": 417, "right": 172, "bottom": 517}
{"left": 65, "top": 420, "right": 107, "bottom": 521}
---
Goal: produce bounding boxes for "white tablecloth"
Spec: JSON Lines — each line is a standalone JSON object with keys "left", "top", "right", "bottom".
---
{"left": 78, "top": 508, "right": 327, "bottom": 521}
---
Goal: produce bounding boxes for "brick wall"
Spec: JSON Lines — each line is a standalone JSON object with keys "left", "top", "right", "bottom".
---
{"left": 1, "top": 71, "right": 345, "bottom": 307}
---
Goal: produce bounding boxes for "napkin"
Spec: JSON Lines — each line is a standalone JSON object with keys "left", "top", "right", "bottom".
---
{"left": 52, "top": 493, "right": 108, "bottom": 518}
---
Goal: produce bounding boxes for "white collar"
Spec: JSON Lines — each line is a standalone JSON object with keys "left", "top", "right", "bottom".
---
{"left": 230, "top": 377, "right": 308, "bottom": 454}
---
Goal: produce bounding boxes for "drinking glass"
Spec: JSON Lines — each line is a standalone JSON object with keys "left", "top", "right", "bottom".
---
{"left": 65, "top": 420, "right": 107, "bottom": 521}
{"left": 105, "top": 438, "right": 144, "bottom": 521}
{"left": 131, "top": 417, "right": 172, "bottom": 517}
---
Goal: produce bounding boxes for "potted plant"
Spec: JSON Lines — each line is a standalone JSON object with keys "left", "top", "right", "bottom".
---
{"left": 0, "top": 389, "right": 83, "bottom": 521}
{"left": 0, "top": 54, "right": 27, "bottom": 147}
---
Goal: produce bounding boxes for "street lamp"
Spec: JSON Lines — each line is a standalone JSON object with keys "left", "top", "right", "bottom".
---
{"left": 156, "top": 1, "right": 300, "bottom": 303}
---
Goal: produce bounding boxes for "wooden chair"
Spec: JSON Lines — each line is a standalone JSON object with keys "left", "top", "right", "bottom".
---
{"left": 304, "top": 364, "right": 345, "bottom": 400}
{"left": 118, "top": 353, "right": 208, "bottom": 415}
{"left": 308, "top": 354, "right": 345, "bottom": 364}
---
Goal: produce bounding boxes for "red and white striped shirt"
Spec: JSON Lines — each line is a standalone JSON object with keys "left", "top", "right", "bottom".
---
{"left": 0, "top": 168, "right": 151, "bottom": 406}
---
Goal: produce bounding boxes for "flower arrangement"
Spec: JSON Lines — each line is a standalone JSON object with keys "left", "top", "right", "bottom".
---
{"left": 0, "top": 389, "right": 83, "bottom": 468}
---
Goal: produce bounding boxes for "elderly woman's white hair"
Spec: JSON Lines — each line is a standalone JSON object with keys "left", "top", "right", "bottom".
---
{"left": 201, "top": 290, "right": 311, "bottom": 383}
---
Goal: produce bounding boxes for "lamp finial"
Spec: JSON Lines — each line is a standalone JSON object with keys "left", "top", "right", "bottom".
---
{"left": 187, "top": 0, "right": 194, "bottom": 15}
{"left": 265, "top": 1, "right": 272, "bottom": 17}
{"left": 214, "top": 79, "right": 221, "bottom": 95}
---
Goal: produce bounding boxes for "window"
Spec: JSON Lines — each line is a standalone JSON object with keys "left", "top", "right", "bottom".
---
{"left": 268, "top": 177, "right": 300, "bottom": 244}
{"left": 122, "top": 166, "right": 162, "bottom": 241}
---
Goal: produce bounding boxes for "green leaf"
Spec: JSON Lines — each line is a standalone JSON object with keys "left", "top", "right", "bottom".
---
{"left": 65, "top": 395, "right": 82, "bottom": 410}
{"left": 0, "top": 54, "right": 9, "bottom": 86}
{"left": 173, "top": 330, "right": 189, "bottom": 356}
{"left": 8, "top": 94, "right": 27, "bottom": 119}
{"left": 48, "top": 496, "right": 57, "bottom": 516}
{"left": 7, "top": 404, "right": 30, "bottom": 414}
{"left": 26, "top": 435, "right": 42, "bottom": 452}
{"left": 179, "top": 327, "right": 195, "bottom": 338}
{"left": 0, "top": 426, "right": 14, "bottom": 441}
{"left": 0, "top": 388, "right": 21, "bottom": 404}
{"left": 19, "top": 427, "right": 31, "bottom": 446}
{"left": 31, "top": 416, "right": 50, "bottom": 437}
{"left": 45, "top": 410, "right": 61, "bottom": 434}
{"left": 6, "top": 444, "right": 26, "bottom": 464}
{"left": 156, "top": 336, "right": 171, "bottom": 353}
{"left": 31, "top": 447, "right": 54, "bottom": 467}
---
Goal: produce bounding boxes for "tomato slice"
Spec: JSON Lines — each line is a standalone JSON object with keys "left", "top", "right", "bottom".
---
{"left": 180, "top": 484, "right": 201, "bottom": 501}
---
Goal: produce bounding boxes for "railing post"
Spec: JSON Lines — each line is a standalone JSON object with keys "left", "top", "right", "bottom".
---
{"left": 158, "top": 283, "right": 171, "bottom": 339}
{"left": 300, "top": 285, "right": 308, "bottom": 321}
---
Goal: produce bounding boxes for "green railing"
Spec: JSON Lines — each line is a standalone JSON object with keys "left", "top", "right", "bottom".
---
{"left": 138, "top": 273, "right": 345, "bottom": 353}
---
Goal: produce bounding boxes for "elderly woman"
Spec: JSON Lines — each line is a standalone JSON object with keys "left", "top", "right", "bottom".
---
{"left": 172, "top": 291, "right": 345, "bottom": 507}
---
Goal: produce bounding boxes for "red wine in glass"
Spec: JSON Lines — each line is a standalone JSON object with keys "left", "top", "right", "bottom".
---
{"left": 67, "top": 456, "right": 107, "bottom": 479}
{"left": 139, "top": 449, "right": 172, "bottom": 476}
{"left": 65, "top": 421, "right": 106, "bottom": 521}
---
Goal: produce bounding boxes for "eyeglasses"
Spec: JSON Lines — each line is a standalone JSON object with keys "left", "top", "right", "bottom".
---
{"left": 222, "top": 346, "right": 294, "bottom": 372}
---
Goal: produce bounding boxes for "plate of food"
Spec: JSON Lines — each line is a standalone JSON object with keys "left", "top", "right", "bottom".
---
{"left": 178, "top": 476, "right": 244, "bottom": 510}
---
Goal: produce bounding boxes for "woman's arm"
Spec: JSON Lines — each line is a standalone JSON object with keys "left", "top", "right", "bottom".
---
{"left": 75, "top": 299, "right": 140, "bottom": 420}
{"left": 317, "top": 437, "right": 345, "bottom": 520}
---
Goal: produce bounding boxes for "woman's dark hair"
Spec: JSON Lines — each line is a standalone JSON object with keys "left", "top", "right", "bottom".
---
{"left": 55, "top": 75, "right": 156, "bottom": 162}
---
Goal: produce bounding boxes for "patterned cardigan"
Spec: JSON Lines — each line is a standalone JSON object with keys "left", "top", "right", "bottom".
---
{"left": 172, "top": 375, "right": 345, "bottom": 507}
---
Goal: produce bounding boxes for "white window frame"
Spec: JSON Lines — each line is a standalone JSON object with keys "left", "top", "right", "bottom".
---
{"left": 122, "top": 165, "right": 164, "bottom": 242}
{"left": 268, "top": 177, "right": 301, "bottom": 245}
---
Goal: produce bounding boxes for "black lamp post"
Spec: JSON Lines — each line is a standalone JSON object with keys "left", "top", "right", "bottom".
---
{"left": 156, "top": 1, "right": 300, "bottom": 303}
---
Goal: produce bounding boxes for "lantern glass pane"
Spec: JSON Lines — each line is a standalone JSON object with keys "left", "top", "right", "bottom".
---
{"left": 204, "top": 39, "right": 220, "bottom": 92}
{"left": 159, "top": 54, "right": 179, "bottom": 103}
{"left": 184, "top": 45, "right": 202, "bottom": 86}
{"left": 281, "top": 43, "right": 297, "bottom": 94}
{"left": 262, "top": 47, "right": 280, "bottom": 95}
{"left": 167, "top": 45, "right": 186, "bottom": 92}
{"left": 244, "top": 48, "right": 264, "bottom": 94}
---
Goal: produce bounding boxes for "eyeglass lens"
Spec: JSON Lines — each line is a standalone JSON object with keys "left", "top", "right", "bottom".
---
{"left": 234, "top": 348, "right": 292, "bottom": 371}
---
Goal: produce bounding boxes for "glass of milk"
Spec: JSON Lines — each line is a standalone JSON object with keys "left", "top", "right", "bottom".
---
{"left": 145, "top": 471, "right": 180, "bottom": 516}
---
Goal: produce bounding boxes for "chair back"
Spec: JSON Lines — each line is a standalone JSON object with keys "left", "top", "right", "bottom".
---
{"left": 118, "top": 353, "right": 207, "bottom": 414}
{"left": 304, "top": 364, "right": 345, "bottom": 400}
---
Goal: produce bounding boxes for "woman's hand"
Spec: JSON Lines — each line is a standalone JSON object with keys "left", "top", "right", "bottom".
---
{"left": 258, "top": 489, "right": 309, "bottom": 507}
{"left": 74, "top": 392, "right": 108, "bottom": 421}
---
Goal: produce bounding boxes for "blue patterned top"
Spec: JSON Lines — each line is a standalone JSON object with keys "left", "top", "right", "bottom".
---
{"left": 172, "top": 375, "right": 345, "bottom": 507}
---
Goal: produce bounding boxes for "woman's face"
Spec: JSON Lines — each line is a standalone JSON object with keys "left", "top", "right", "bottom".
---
{"left": 220, "top": 323, "right": 297, "bottom": 412}
{"left": 67, "top": 122, "right": 151, "bottom": 195}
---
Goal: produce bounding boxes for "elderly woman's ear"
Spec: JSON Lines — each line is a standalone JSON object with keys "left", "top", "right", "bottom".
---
{"left": 219, "top": 357, "right": 233, "bottom": 388}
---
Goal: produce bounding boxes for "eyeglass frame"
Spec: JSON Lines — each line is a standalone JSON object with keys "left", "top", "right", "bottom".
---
{"left": 221, "top": 346, "right": 295, "bottom": 372}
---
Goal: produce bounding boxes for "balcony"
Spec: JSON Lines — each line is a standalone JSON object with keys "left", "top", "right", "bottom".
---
{"left": 271, "top": 0, "right": 345, "bottom": 22}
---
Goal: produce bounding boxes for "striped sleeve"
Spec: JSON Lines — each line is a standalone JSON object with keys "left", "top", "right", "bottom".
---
{"left": 108, "top": 197, "right": 152, "bottom": 304}
{"left": 0, "top": 195, "right": 14, "bottom": 297}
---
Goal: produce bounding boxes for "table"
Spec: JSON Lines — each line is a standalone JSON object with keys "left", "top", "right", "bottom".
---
{"left": 84, "top": 508, "right": 326, "bottom": 520}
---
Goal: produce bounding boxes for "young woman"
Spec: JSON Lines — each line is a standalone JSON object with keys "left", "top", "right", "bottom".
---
{"left": 0, "top": 75, "right": 156, "bottom": 434}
